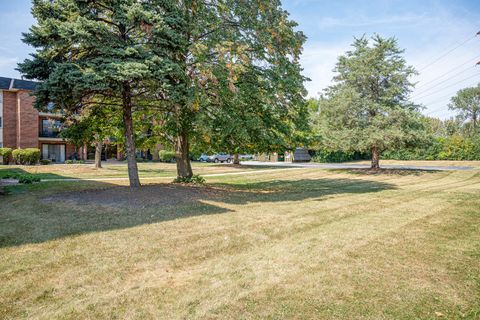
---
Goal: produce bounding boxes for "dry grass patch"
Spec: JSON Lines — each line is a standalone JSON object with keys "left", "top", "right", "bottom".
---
{"left": 0, "top": 167, "right": 479, "bottom": 319}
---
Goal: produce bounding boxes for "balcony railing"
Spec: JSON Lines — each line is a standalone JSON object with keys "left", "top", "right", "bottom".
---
{"left": 39, "top": 131, "right": 61, "bottom": 138}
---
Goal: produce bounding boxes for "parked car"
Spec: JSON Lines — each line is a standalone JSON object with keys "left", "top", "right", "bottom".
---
{"left": 207, "top": 153, "right": 233, "bottom": 163}
{"left": 197, "top": 153, "right": 210, "bottom": 162}
{"left": 239, "top": 154, "right": 254, "bottom": 160}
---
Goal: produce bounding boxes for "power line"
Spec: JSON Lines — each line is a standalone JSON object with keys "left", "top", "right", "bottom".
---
{"left": 425, "top": 107, "right": 455, "bottom": 116}
{"left": 416, "top": 33, "right": 477, "bottom": 72}
{"left": 413, "top": 73, "right": 480, "bottom": 101}
{"left": 419, "top": 90, "right": 459, "bottom": 106}
{"left": 424, "top": 102, "right": 452, "bottom": 115}
{"left": 412, "top": 65, "right": 476, "bottom": 98}
{"left": 414, "top": 54, "right": 480, "bottom": 91}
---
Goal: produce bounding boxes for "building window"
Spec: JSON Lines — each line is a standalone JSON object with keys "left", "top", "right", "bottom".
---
{"left": 40, "top": 119, "right": 63, "bottom": 138}
{"left": 0, "top": 116, "right": 2, "bottom": 128}
{"left": 42, "top": 144, "right": 65, "bottom": 162}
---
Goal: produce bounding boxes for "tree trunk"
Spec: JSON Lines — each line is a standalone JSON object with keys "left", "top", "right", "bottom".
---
{"left": 122, "top": 83, "right": 141, "bottom": 187}
{"left": 371, "top": 146, "right": 380, "bottom": 170}
{"left": 473, "top": 111, "right": 477, "bottom": 133}
{"left": 233, "top": 153, "right": 240, "bottom": 165}
{"left": 83, "top": 143, "right": 88, "bottom": 160}
{"left": 94, "top": 140, "right": 103, "bottom": 169}
{"left": 175, "top": 131, "right": 193, "bottom": 179}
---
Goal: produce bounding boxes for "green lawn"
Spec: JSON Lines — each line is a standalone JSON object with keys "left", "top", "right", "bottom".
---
{"left": 0, "top": 161, "right": 275, "bottom": 181}
{"left": 0, "top": 164, "right": 479, "bottom": 319}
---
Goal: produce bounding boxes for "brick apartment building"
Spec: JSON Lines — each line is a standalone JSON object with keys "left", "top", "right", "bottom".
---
{"left": 0, "top": 76, "right": 77, "bottom": 162}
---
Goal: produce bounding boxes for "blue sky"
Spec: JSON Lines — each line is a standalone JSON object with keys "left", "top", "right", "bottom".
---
{"left": 1, "top": 0, "right": 480, "bottom": 119}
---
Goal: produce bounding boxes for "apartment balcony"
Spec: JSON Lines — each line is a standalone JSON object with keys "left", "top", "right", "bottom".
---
{"left": 39, "top": 131, "right": 64, "bottom": 142}
{"left": 39, "top": 131, "right": 61, "bottom": 138}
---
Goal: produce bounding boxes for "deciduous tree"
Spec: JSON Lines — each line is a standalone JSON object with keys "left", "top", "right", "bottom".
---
{"left": 449, "top": 84, "right": 480, "bottom": 135}
{"left": 150, "top": 0, "right": 306, "bottom": 178}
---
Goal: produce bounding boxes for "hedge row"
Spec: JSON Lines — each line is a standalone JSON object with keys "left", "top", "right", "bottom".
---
{"left": 12, "top": 148, "right": 41, "bottom": 165}
{"left": 383, "top": 136, "right": 480, "bottom": 161}
{"left": 311, "top": 150, "right": 368, "bottom": 163}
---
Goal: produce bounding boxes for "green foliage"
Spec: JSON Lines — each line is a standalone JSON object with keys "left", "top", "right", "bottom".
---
{"left": 19, "top": 0, "right": 179, "bottom": 186}
{"left": 65, "top": 159, "right": 85, "bottom": 164}
{"left": 12, "top": 148, "right": 41, "bottom": 165}
{"left": 173, "top": 175, "right": 205, "bottom": 185}
{"left": 0, "top": 171, "right": 41, "bottom": 184}
{"left": 158, "top": 150, "right": 176, "bottom": 163}
{"left": 40, "top": 159, "right": 52, "bottom": 165}
{"left": 449, "top": 84, "right": 480, "bottom": 135}
{"left": 382, "top": 135, "right": 480, "bottom": 161}
{"left": 314, "top": 35, "right": 425, "bottom": 167}
{"left": 0, "top": 148, "right": 13, "bottom": 164}
{"left": 312, "top": 150, "right": 367, "bottom": 163}
{"left": 17, "top": 174, "right": 41, "bottom": 184}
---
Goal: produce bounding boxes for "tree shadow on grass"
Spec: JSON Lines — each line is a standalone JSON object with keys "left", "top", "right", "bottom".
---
{"left": 211, "top": 178, "right": 395, "bottom": 204}
{"left": 0, "top": 174, "right": 395, "bottom": 248}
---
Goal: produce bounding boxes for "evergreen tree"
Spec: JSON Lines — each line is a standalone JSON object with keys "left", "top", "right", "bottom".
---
{"left": 317, "top": 35, "right": 424, "bottom": 169}
{"left": 18, "top": 0, "right": 174, "bottom": 187}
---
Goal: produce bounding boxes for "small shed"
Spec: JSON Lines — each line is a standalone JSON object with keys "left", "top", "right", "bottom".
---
{"left": 292, "top": 148, "right": 311, "bottom": 162}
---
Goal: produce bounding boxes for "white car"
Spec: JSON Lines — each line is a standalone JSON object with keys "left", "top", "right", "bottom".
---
{"left": 207, "top": 153, "right": 233, "bottom": 163}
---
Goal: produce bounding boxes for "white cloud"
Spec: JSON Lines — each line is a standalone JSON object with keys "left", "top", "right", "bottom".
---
{"left": 316, "top": 13, "right": 427, "bottom": 29}
{"left": 298, "top": 6, "right": 480, "bottom": 120}
{"left": 300, "top": 42, "right": 349, "bottom": 98}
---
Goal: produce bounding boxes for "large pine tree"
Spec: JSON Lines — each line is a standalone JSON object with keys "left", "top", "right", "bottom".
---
{"left": 19, "top": 0, "right": 175, "bottom": 187}
{"left": 317, "top": 35, "right": 425, "bottom": 169}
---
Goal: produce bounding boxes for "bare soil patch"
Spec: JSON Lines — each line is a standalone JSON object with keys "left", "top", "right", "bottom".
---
{"left": 42, "top": 183, "right": 227, "bottom": 208}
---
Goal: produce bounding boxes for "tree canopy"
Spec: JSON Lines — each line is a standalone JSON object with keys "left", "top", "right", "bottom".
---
{"left": 449, "top": 84, "right": 480, "bottom": 135}
{"left": 315, "top": 35, "right": 425, "bottom": 169}
{"left": 19, "top": 0, "right": 176, "bottom": 186}
{"left": 20, "top": 0, "right": 307, "bottom": 182}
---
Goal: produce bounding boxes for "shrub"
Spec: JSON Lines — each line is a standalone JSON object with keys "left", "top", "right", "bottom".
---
{"left": 12, "top": 148, "right": 41, "bottom": 165}
{"left": 65, "top": 160, "right": 74, "bottom": 164}
{"left": 40, "top": 159, "right": 52, "bottom": 165}
{"left": 159, "top": 150, "right": 176, "bottom": 162}
{"left": 0, "top": 148, "right": 13, "bottom": 164}
{"left": 173, "top": 174, "right": 205, "bottom": 184}
{"left": 311, "top": 150, "right": 367, "bottom": 163}
{"left": 76, "top": 159, "right": 86, "bottom": 164}
{"left": 0, "top": 171, "right": 41, "bottom": 184}
{"left": 17, "top": 174, "right": 41, "bottom": 184}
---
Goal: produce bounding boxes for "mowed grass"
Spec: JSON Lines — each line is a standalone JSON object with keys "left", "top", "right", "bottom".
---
{"left": 0, "top": 161, "right": 274, "bottom": 180}
{"left": 0, "top": 166, "right": 479, "bottom": 319}
{"left": 345, "top": 159, "right": 480, "bottom": 168}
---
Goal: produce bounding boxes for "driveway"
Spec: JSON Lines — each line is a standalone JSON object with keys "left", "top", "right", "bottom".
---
{"left": 240, "top": 161, "right": 475, "bottom": 171}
